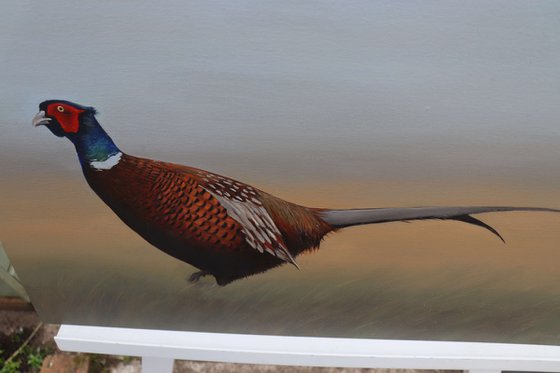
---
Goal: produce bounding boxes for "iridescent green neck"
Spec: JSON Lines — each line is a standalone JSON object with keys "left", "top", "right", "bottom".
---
{"left": 69, "top": 113, "right": 121, "bottom": 167}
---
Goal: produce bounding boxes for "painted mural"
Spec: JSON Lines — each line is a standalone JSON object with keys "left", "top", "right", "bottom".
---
{"left": 1, "top": 1, "right": 560, "bottom": 344}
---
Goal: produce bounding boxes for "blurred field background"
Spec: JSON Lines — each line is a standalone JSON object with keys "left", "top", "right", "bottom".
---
{"left": 2, "top": 175, "right": 559, "bottom": 344}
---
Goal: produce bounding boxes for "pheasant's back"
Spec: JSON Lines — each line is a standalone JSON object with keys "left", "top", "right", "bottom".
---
{"left": 259, "top": 192, "right": 333, "bottom": 254}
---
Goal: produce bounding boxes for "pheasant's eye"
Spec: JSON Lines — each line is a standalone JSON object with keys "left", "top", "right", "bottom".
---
{"left": 57, "top": 106, "right": 65, "bottom": 112}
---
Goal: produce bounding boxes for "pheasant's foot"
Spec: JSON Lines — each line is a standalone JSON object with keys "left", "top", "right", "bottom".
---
{"left": 188, "top": 270, "right": 210, "bottom": 283}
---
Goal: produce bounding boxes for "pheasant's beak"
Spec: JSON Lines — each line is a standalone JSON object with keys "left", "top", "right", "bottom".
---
{"left": 32, "top": 110, "right": 51, "bottom": 127}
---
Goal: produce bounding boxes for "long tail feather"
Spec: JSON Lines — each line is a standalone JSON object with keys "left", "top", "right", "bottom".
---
{"left": 317, "top": 206, "right": 559, "bottom": 241}
{"left": 449, "top": 214, "right": 505, "bottom": 242}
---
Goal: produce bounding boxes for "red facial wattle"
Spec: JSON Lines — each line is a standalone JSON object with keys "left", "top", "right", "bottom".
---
{"left": 46, "top": 103, "right": 84, "bottom": 133}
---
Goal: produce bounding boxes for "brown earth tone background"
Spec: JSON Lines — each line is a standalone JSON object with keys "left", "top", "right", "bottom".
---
{"left": 1, "top": 175, "right": 559, "bottom": 343}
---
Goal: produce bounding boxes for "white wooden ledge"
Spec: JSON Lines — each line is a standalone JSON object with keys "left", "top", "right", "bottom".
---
{"left": 55, "top": 324, "right": 560, "bottom": 373}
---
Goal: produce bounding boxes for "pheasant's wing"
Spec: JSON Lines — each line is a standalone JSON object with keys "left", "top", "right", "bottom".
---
{"left": 318, "top": 206, "right": 560, "bottom": 242}
{"left": 192, "top": 170, "right": 297, "bottom": 266}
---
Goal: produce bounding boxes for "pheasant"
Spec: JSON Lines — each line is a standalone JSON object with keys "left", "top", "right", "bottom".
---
{"left": 33, "top": 100, "right": 559, "bottom": 285}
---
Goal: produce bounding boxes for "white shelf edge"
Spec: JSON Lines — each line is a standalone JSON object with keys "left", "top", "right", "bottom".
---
{"left": 55, "top": 324, "right": 560, "bottom": 371}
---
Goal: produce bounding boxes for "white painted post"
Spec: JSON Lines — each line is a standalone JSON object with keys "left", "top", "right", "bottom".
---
{"left": 141, "top": 356, "right": 174, "bottom": 373}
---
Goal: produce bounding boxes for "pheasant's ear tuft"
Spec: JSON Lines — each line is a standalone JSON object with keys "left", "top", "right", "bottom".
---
{"left": 85, "top": 106, "right": 97, "bottom": 115}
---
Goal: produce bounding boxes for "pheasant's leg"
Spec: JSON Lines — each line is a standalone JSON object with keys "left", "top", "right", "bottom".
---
{"left": 188, "top": 270, "right": 210, "bottom": 283}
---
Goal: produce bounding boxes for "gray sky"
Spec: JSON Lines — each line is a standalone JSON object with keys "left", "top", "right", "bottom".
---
{"left": 1, "top": 0, "right": 559, "bottom": 185}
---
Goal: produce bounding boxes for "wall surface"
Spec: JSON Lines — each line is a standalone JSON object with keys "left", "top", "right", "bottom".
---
{"left": 1, "top": 1, "right": 559, "bottom": 344}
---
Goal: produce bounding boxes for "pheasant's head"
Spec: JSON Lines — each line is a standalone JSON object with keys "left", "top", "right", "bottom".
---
{"left": 33, "top": 100, "right": 97, "bottom": 138}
